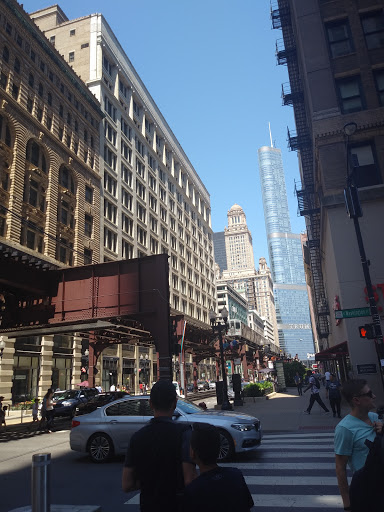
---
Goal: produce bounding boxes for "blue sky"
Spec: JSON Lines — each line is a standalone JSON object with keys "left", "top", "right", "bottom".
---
{"left": 23, "top": 0, "right": 305, "bottom": 266}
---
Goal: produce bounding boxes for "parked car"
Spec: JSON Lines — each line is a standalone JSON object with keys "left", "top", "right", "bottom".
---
{"left": 75, "top": 392, "right": 128, "bottom": 416}
{"left": 52, "top": 388, "right": 99, "bottom": 418}
{"left": 197, "top": 380, "right": 209, "bottom": 391}
{"left": 209, "top": 381, "right": 216, "bottom": 390}
{"left": 70, "top": 395, "right": 262, "bottom": 463}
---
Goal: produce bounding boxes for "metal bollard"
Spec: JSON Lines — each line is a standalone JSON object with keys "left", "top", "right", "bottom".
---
{"left": 32, "top": 453, "right": 51, "bottom": 512}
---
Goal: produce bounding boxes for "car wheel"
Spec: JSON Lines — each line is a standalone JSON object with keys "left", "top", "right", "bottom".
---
{"left": 88, "top": 433, "right": 114, "bottom": 463}
{"left": 217, "top": 429, "right": 234, "bottom": 462}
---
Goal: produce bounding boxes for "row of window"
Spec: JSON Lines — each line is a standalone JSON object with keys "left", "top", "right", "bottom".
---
{"left": 326, "top": 11, "right": 384, "bottom": 59}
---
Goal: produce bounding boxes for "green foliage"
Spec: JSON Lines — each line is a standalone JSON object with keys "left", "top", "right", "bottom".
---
{"left": 243, "top": 382, "right": 274, "bottom": 397}
{"left": 283, "top": 360, "right": 307, "bottom": 386}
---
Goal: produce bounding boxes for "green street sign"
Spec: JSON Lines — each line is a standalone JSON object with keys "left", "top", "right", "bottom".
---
{"left": 335, "top": 307, "right": 371, "bottom": 319}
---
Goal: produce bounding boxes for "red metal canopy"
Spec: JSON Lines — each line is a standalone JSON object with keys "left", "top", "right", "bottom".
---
{"left": 315, "top": 341, "right": 349, "bottom": 361}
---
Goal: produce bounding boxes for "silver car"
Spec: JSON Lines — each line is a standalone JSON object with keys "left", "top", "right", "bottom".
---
{"left": 70, "top": 395, "right": 262, "bottom": 463}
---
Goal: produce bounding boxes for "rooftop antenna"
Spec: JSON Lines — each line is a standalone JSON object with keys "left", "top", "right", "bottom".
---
{"left": 269, "top": 122, "right": 273, "bottom": 148}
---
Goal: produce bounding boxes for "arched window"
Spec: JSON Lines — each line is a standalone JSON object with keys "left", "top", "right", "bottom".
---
{"left": 14, "top": 57, "right": 20, "bottom": 74}
{"left": 2, "top": 46, "right": 9, "bottom": 63}
{"left": 22, "top": 140, "right": 49, "bottom": 254}
{"left": 57, "top": 165, "right": 76, "bottom": 266}
{"left": 59, "top": 166, "right": 76, "bottom": 194}
{"left": 26, "top": 140, "right": 47, "bottom": 173}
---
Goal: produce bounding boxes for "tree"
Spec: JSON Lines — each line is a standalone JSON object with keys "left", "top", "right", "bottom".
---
{"left": 283, "top": 360, "right": 307, "bottom": 386}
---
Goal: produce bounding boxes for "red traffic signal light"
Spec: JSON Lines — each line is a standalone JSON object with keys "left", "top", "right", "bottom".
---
{"left": 359, "top": 324, "right": 375, "bottom": 339}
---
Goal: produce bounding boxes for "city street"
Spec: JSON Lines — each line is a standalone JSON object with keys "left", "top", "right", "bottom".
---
{"left": 0, "top": 389, "right": 347, "bottom": 512}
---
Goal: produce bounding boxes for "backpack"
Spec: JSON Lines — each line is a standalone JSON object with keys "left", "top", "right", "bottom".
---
{"left": 349, "top": 434, "right": 384, "bottom": 511}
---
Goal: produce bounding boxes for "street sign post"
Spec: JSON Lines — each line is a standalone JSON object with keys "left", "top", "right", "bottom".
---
{"left": 335, "top": 307, "right": 371, "bottom": 319}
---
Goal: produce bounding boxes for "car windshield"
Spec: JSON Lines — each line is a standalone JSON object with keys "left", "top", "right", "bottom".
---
{"left": 176, "top": 397, "right": 203, "bottom": 414}
{"left": 53, "top": 390, "right": 78, "bottom": 400}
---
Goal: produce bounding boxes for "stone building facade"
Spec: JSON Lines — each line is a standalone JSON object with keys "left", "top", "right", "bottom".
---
{"left": 272, "top": 0, "right": 384, "bottom": 388}
{"left": 30, "top": 4, "right": 216, "bottom": 392}
{"left": 0, "top": 0, "right": 103, "bottom": 402}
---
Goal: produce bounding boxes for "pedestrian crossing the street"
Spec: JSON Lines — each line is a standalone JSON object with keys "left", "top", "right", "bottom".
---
{"left": 124, "top": 431, "right": 346, "bottom": 511}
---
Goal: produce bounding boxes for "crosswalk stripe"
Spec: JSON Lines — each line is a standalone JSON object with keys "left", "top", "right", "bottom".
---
{"left": 244, "top": 476, "right": 341, "bottom": 485}
{"left": 262, "top": 444, "right": 333, "bottom": 450}
{"left": 262, "top": 439, "right": 333, "bottom": 444}
{"left": 261, "top": 452, "right": 334, "bottom": 458}
{"left": 220, "top": 462, "right": 336, "bottom": 469}
{"left": 263, "top": 433, "right": 334, "bottom": 439}
{"left": 251, "top": 493, "right": 343, "bottom": 508}
{"left": 124, "top": 493, "right": 140, "bottom": 505}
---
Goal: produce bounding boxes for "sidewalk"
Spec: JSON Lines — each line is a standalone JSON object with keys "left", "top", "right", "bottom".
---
{"left": 231, "top": 386, "right": 349, "bottom": 432}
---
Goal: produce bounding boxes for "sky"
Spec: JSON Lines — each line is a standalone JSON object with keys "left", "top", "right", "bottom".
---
{"left": 22, "top": 0, "right": 305, "bottom": 266}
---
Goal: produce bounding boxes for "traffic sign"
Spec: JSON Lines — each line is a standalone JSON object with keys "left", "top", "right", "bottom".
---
{"left": 335, "top": 307, "right": 370, "bottom": 319}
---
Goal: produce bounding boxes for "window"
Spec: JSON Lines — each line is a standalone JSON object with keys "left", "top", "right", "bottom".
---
{"left": 374, "top": 69, "right": 384, "bottom": 106}
{"left": 326, "top": 20, "right": 353, "bottom": 58}
{"left": 350, "top": 143, "right": 382, "bottom": 188}
{"left": 81, "top": 43, "right": 89, "bottom": 49}
{"left": 106, "top": 400, "right": 141, "bottom": 416}
{"left": 136, "top": 180, "right": 146, "bottom": 201}
{"left": 69, "top": 52, "right": 75, "bottom": 63}
{"left": 84, "top": 248, "right": 92, "bottom": 264}
{"left": 14, "top": 58, "right": 21, "bottom": 74}
{"left": 361, "top": 12, "right": 384, "bottom": 50}
{"left": 47, "top": 92, "right": 52, "bottom": 106}
{"left": 104, "top": 122, "right": 117, "bottom": 146}
{"left": 122, "top": 188, "right": 133, "bottom": 210}
{"left": 2, "top": 46, "right": 9, "bottom": 64}
{"left": 104, "top": 200, "right": 117, "bottom": 224}
{"left": 122, "top": 214, "right": 133, "bottom": 237}
{"left": 336, "top": 76, "right": 364, "bottom": 114}
{"left": 46, "top": 115, "right": 52, "bottom": 131}
{"left": 85, "top": 185, "right": 93, "bottom": 204}
{"left": 122, "top": 240, "right": 134, "bottom": 259}
{"left": 135, "top": 138, "right": 145, "bottom": 157}
{"left": 103, "top": 55, "right": 113, "bottom": 75}
{"left": 121, "top": 141, "right": 132, "bottom": 163}
{"left": 121, "top": 117, "right": 131, "bottom": 139}
{"left": 104, "top": 95, "right": 116, "bottom": 121}
{"left": 137, "top": 203, "right": 146, "bottom": 223}
{"left": 104, "top": 228, "right": 117, "bottom": 252}
{"left": 49, "top": 35, "right": 55, "bottom": 45}
{"left": 104, "top": 146, "right": 117, "bottom": 170}
{"left": 136, "top": 158, "right": 145, "bottom": 179}
{"left": 150, "top": 215, "right": 158, "bottom": 233}
{"left": 12, "top": 84, "right": 19, "bottom": 100}
{"left": 84, "top": 214, "right": 93, "bottom": 237}
{"left": 137, "top": 226, "right": 147, "bottom": 247}
{"left": 0, "top": 73, "right": 7, "bottom": 90}
{"left": 121, "top": 164, "right": 132, "bottom": 187}
{"left": 38, "top": 83, "right": 44, "bottom": 97}
{"left": 70, "top": 29, "right": 76, "bottom": 37}
{"left": 104, "top": 174, "right": 117, "bottom": 198}
{"left": 133, "top": 100, "right": 140, "bottom": 117}
{"left": 26, "top": 140, "right": 47, "bottom": 173}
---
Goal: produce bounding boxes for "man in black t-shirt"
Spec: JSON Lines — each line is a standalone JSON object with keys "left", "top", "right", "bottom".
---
{"left": 122, "top": 380, "right": 197, "bottom": 512}
{"left": 183, "top": 423, "right": 254, "bottom": 512}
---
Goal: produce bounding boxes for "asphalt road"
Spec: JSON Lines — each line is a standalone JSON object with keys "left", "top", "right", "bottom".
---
{"left": 0, "top": 425, "right": 261, "bottom": 512}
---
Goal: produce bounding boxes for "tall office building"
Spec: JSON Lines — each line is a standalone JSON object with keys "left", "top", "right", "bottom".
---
{"left": 258, "top": 146, "right": 314, "bottom": 360}
{"left": 221, "top": 204, "right": 257, "bottom": 310}
{"left": 271, "top": 0, "right": 384, "bottom": 391}
{"left": 213, "top": 231, "right": 227, "bottom": 273}
{"left": 31, "top": 4, "right": 216, "bottom": 391}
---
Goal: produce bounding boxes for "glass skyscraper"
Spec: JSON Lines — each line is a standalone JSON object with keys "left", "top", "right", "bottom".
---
{"left": 258, "top": 146, "right": 314, "bottom": 361}
{"left": 213, "top": 231, "right": 228, "bottom": 273}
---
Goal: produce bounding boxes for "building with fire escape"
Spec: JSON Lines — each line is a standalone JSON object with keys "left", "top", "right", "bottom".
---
{"left": 271, "top": 0, "right": 384, "bottom": 389}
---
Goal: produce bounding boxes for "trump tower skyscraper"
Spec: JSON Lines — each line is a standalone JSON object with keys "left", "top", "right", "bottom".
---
{"left": 258, "top": 145, "right": 314, "bottom": 361}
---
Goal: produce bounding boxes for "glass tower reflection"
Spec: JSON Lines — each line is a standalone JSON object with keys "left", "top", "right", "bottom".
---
{"left": 258, "top": 146, "right": 314, "bottom": 361}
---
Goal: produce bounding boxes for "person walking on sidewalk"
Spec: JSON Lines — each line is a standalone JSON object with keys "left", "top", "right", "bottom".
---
{"left": 294, "top": 372, "right": 303, "bottom": 396}
{"left": 303, "top": 370, "right": 330, "bottom": 414}
{"left": 334, "top": 379, "right": 383, "bottom": 511}
{"left": 326, "top": 374, "right": 342, "bottom": 418}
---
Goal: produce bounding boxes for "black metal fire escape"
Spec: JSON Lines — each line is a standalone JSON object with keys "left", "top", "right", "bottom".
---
{"left": 271, "top": 0, "right": 330, "bottom": 340}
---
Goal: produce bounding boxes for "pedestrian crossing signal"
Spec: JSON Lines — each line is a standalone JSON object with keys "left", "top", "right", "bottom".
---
{"left": 359, "top": 324, "right": 375, "bottom": 339}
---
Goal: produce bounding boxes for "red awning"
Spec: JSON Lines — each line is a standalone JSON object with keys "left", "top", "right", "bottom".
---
{"left": 315, "top": 341, "right": 349, "bottom": 361}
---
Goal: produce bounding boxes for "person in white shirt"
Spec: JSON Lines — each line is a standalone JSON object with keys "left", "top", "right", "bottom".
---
{"left": 110, "top": 384, "right": 116, "bottom": 392}
{"left": 325, "top": 370, "right": 331, "bottom": 387}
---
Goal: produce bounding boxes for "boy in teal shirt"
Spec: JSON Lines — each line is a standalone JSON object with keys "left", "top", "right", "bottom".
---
{"left": 334, "top": 379, "right": 382, "bottom": 511}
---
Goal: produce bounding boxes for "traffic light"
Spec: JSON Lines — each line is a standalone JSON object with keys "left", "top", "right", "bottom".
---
{"left": 359, "top": 324, "right": 375, "bottom": 339}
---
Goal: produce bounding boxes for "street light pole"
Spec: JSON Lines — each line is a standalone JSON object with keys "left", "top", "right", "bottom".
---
{"left": 344, "top": 122, "right": 384, "bottom": 391}
{"left": 209, "top": 307, "right": 232, "bottom": 411}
